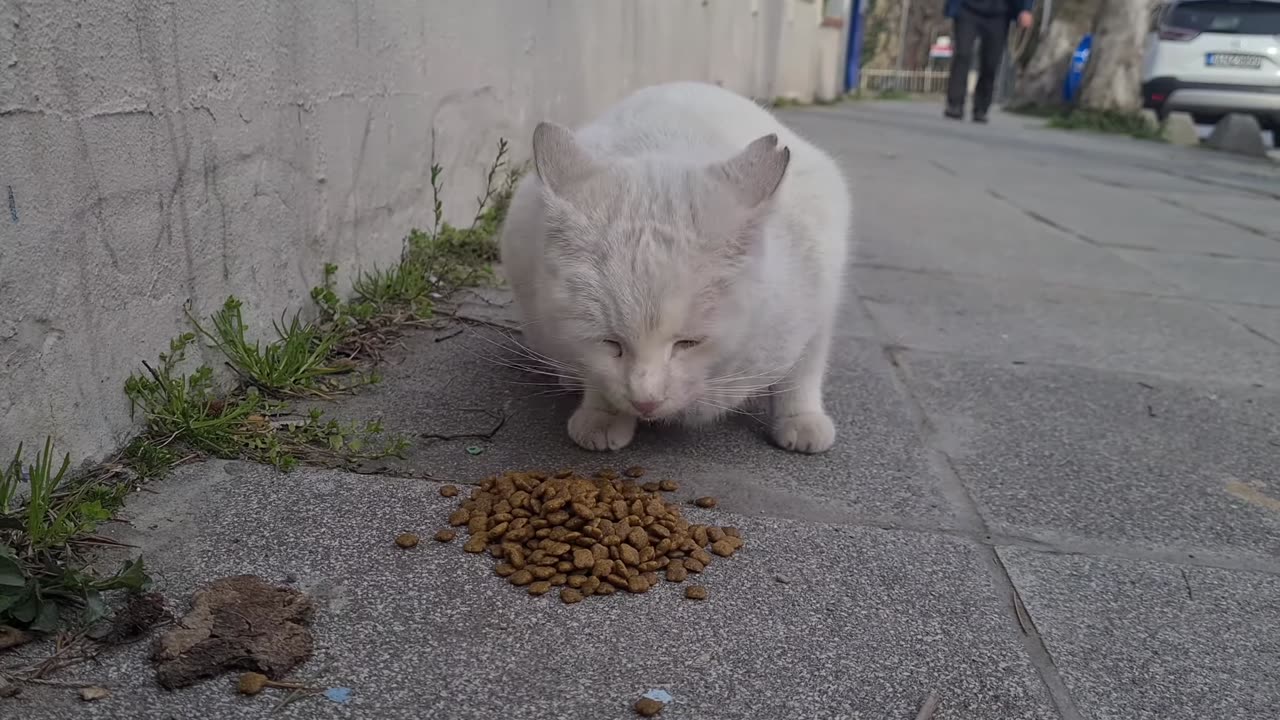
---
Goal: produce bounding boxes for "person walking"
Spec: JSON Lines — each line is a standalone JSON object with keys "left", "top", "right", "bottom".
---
{"left": 944, "top": 0, "right": 1034, "bottom": 123}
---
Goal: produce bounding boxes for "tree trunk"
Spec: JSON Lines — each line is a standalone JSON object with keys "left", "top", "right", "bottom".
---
{"left": 1077, "top": 0, "right": 1153, "bottom": 111}
{"left": 1008, "top": 0, "right": 1102, "bottom": 111}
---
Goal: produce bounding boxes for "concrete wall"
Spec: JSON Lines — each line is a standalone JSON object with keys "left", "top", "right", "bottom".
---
{"left": 0, "top": 0, "right": 840, "bottom": 463}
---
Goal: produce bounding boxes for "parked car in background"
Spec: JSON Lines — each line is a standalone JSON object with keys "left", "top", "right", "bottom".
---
{"left": 1142, "top": 0, "right": 1280, "bottom": 145}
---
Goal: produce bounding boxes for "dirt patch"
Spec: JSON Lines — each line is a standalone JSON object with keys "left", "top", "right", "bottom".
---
{"left": 151, "top": 575, "right": 314, "bottom": 689}
{"left": 102, "top": 592, "right": 172, "bottom": 644}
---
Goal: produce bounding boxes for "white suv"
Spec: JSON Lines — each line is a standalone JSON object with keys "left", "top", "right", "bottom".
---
{"left": 1142, "top": 0, "right": 1280, "bottom": 142}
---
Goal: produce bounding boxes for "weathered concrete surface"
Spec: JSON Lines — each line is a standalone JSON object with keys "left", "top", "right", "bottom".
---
{"left": 10, "top": 463, "right": 1059, "bottom": 720}
{"left": 9, "top": 101, "right": 1280, "bottom": 718}
{"left": 0, "top": 0, "right": 821, "bottom": 464}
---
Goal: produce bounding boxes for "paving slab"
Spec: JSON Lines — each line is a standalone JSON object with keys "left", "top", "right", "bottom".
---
{"left": 310, "top": 324, "right": 953, "bottom": 530}
{"left": 850, "top": 162, "right": 1170, "bottom": 295}
{"left": 14, "top": 463, "right": 1059, "bottom": 720}
{"left": 1111, "top": 250, "right": 1280, "bottom": 307}
{"left": 998, "top": 548, "right": 1280, "bottom": 720}
{"left": 1214, "top": 302, "right": 1280, "bottom": 344}
{"left": 855, "top": 266, "right": 1280, "bottom": 387}
{"left": 901, "top": 351, "right": 1280, "bottom": 562}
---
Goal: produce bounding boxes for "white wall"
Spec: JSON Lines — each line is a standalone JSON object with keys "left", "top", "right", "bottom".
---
{"left": 0, "top": 0, "right": 839, "bottom": 463}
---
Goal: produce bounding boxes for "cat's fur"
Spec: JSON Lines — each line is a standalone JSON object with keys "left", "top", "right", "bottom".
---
{"left": 499, "top": 82, "right": 851, "bottom": 453}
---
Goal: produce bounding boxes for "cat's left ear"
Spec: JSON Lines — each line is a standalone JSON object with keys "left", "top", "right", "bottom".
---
{"left": 712, "top": 133, "right": 790, "bottom": 209}
{"left": 532, "top": 122, "right": 598, "bottom": 196}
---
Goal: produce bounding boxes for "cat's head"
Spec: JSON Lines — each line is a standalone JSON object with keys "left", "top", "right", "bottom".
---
{"left": 529, "top": 121, "right": 789, "bottom": 420}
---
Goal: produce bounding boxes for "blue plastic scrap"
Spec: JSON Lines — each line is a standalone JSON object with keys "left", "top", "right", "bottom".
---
{"left": 642, "top": 689, "right": 673, "bottom": 704}
{"left": 324, "top": 687, "right": 353, "bottom": 704}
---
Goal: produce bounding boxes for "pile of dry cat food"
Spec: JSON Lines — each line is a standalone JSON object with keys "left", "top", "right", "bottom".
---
{"left": 434, "top": 467, "right": 743, "bottom": 603}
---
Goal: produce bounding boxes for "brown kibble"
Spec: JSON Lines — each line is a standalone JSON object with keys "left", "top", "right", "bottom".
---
{"left": 722, "top": 526, "right": 741, "bottom": 538}
{"left": 394, "top": 533, "right": 419, "bottom": 549}
{"left": 627, "top": 527, "right": 650, "bottom": 549}
{"left": 685, "top": 585, "right": 708, "bottom": 600}
{"left": 440, "top": 485, "right": 460, "bottom": 497}
{"left": 711, "top": 539, "right": 735, "bottom": 557}
{"left": 452, "top": 468, "right": 743, "bottom": 606}
{"left": 237, "top": 672, "right": 268, "bottom": 695}
{"left": 634, "top": 697, "right": 664, "bottom": 716}
{"left": 694, "top": 496, "right": 717, "bottom": 508}
{"left": 619, "top": 543, "right": 641, "bottom": 567}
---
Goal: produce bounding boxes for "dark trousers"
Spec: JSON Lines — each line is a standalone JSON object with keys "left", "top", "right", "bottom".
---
{"left": 945, "top": 9, "right": 1010, "bottom": 115}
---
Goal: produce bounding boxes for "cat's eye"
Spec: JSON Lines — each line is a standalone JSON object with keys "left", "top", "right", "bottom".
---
{"left": 603, "top": 340, "right": 623, "bottom": 357}
{"left": 674, "top": 339, "right": 702, "bottom": 351}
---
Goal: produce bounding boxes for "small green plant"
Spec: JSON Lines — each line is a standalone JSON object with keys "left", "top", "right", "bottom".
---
{"left": 188, "top": 296, "right": 357, "bottom": 396}
{"left": 1, "top": 439, "right": 151, "bottom": 632}
{"left": 1046, "top": 108, "right": 1163, "bottom": 141}
{"left": 309, "top": 137, "right": 521, "bottom": 361}
{"left": 126, "top": 333, "right": 407, "bottom": 473}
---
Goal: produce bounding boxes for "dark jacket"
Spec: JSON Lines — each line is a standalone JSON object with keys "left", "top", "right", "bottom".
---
{"left": 944, "top": 0, "right": 1034, "bottom": 20}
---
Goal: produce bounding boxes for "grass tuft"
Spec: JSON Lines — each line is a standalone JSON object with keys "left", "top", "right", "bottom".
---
{"left": 1045, "top": 108, "right": 1163, "bottom": 141}
{"left": 1, "top": 439, "right": 150, "bottom": 632}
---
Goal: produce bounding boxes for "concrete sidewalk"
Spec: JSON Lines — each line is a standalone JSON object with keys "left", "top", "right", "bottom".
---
{"left": 12, "top": 101, "right": 1280, "bottom": 719}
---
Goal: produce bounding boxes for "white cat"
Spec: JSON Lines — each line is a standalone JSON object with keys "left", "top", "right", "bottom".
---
{"left": 498, "top": 82, "right": 851, "bottom": 453}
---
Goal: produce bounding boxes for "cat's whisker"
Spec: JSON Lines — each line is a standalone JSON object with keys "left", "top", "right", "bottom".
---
{"left": 459, "top": 347, "right": 586, "bottom": 384}
{"left": 696, "top": 399, "right": 770, "bottom": 428}
{"left": 464, "top": 328, "right": 584, "bottom": 375}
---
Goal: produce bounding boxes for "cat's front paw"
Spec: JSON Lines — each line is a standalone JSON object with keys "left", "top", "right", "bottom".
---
{"left": 568, "top": 407, "right": 636, "bottom": 451}
{"left": 771, "top": 412, "right": 836, "bottom": 454}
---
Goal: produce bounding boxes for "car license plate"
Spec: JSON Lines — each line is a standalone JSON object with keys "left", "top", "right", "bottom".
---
{"left": 1206, "top": 53, "right": 1263, "bottom": 68}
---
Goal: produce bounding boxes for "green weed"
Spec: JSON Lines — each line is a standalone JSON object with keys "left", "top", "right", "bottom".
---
{"left": 125, "top": 333, "right": 407, "bottom": 473}
{"left": 1046, "top": 108, "right": 1163, "bottom": 141}
{"left": 188, "top": 297, "right": 358, "bottom": 396}
{"left": 311, "top": 137, "right": 521, "bottom": 361}
{"left": 1, "top": 439, "right": 150, "bottom": 632}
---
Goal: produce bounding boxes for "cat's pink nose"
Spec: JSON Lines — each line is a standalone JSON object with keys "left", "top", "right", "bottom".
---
{"left": 632, "top": 400, "right": 660, "bottom": 416}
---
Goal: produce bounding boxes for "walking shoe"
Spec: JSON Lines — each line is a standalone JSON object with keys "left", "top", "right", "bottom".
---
{"left": 972, "top": 111, "right": 989, "bottom": 123}
{"left": 944, "top": 105, "right": 963, "bottom": 120}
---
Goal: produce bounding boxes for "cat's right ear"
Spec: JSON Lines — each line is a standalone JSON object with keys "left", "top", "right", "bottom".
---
{"left": 714, "top": 133, "right": 791, "bottom": 209}
{"left": 532, "top": 122, "right": 597, "bottom": 196}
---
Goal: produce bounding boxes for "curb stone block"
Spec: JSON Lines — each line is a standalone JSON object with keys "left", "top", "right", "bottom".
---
{"left": 1206, "top": 113, "right": 1267, "bottom": 157}
{"left": 1162, "top": 112, "right": 1199, "bottom": 146}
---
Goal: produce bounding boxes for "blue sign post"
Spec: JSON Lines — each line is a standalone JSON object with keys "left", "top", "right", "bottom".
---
{"left": 1063, "top": 34, "right": 1092, "bottom": 104}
